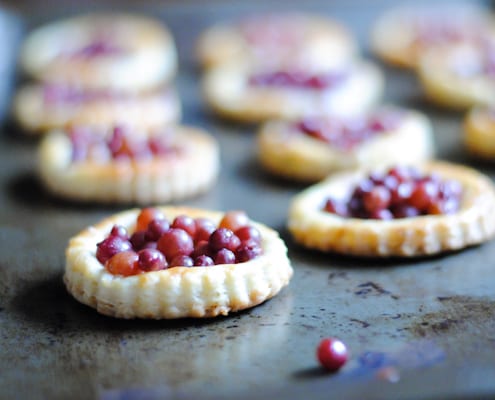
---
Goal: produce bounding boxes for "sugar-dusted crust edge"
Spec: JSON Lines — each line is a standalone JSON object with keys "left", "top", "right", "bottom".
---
{"left": 287, "top": 161, "right": 495, "bottom": 257}
{"left": 38, "top": 126, "right": 219, "bottom": 204}
{"left": 256, "top": 107, "right": 435, "bottom": 182}
{"left": 463, "top": 107, "right": 495, "bottom": 160}
{"left": 201, "top": 60, "right": 384, "bottom": 122}
{"left": 13, "top": 84, "right": 181, "bottom": 134}
{"left": 20, "top": 12, "right": 177, "bottom": 91}
{"left": 64, "top": 206, "right": 293, "bottom": 319}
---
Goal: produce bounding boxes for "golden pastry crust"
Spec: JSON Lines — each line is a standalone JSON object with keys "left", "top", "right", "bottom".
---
{"left": 417, "top": 43, "right": 495, "bottom": 109}
{"left": 288, "top": 161, "right": 495, "bottom": 257}
{"left": 202, "top": 61, "right": 384, "bottom": 122}
{"left": 13, "top": 84, "right": 181, "bottom": 134}
{"left": 371, "top": 5, "right": 494, "bottom": 69}
{"left": 20, "top": 13, "right": 177, "bottom": 91}
{"left": 196, "top": 13, "right": 357, "bottom": 70}
{"left": 463, "top": 107, "right": 495, "bottom": 160}
{"left": 38, "top": 126, "right": 219, "bottom": 204}
{"left": 257, "top": 108, "right": 434, "bottom": 182}
{"left": 64, "top": 207, "right": 293, "bottom": 319}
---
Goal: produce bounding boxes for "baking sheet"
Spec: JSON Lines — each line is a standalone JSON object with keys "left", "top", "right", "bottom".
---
{"left": 1, "top": 1, "right": 495, "bottom": 399}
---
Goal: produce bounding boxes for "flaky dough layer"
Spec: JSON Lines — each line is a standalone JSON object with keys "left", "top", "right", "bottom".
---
{"left": 39, "top": 126, "right": 219, "bottom": 204}
{"left": 257, "top": 108, "right": 434, "bottom": 182}
{"left": 65, "top": 207, "right": 293, "bottom": 319}
{"left": 202, "top": 60, "right": 383, "bottom": 122}
{"left": 288, "top": 161, "right": 495, "bottom": 257}
{"left": 20, "top": 13, "right": 177, "bottom": 91}
{"left": 13, "top": 84, "right": 181, "bottom": 134}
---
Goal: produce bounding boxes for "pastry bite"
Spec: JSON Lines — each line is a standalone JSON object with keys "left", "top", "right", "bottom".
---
{"left": 13, "top": 83, "right": 181, "bottom": 134}
{"left": 463, "top": 106, "right": 495, "bottom": 160}
{"left": 288, "top": 161, "right": 495, "bottom": 257}
{"left": 64, "top": 208, "right": 293, "bottom": 318}
{"left": 20, "top": 13, "right": 177, "bottom": 91}
{"left": 257, "top": 106, "right": 434, "bottom": 182}
{"left": 196, "top": 12, "right": 357, "bottom": 70}
{"left": 371, "top": 4, "right": 495, "bottom": 68}
{"left": 38, "top": 124, "right": 219, "bottom": 204}
{"left": 418, "top": 42, "right": 495, "bottom": 109}
{"left": 202, "top": 60, "right": 384, "bottom": 122}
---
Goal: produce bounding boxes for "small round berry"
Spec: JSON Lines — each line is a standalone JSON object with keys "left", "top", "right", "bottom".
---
{"left": 169, "top": 255, "right": 194, "bottom": 267}
{"left": 110, "top": 225, "right": 128, "bottom": 239}
{"left": 194, "top": 255, "right": 214, "bottom": 267}
{"left": 105, "top": 251, "right": 139, "bottom": 277}
{"left": 130, "top": 231, "right": 147, "bottom": 251}
{"left": 191, "top": 240, "right": 210, "bottom": 259}
{"left": 214, "top": 248, "right": 236, "bottom": 265}
{"left": 172, "top": 215, "right": 196, "bottom": 237}
{"left": 96, "top": 236, "right": 132, "bottom": 264}
{"left": 209, "top": 228, "right": 241, "bottom": 253}
{"left": 157, "top": 228, "right": 194, "bottom": 260}
{"left": 219, "top": 211, "right": 249, "bottom": 232}
{"left": 136, "top": 208, "right": 165, "bottom": 232}
{"left": 316, "top": 337, "right": 348, "bottom": 372}
{"left": 194, "top": 218, "right": 216, "bottom": 243}
{"left": 137, "top": 248, "right": 167, "bottom": 272}
{"left": 145, "top": 218, "right": 170, "bottom": 241}
{"left": 235, "top": 226, "right": 262, "bottom": 244}
{"left": 235, "top": 242, "right": 263, "bottom": 263}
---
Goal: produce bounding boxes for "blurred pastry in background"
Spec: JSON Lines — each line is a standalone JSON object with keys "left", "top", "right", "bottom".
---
{"left": 38, "top": 124, "right": 219, "bottom": 204}
{"left": 257, "top": 106, "right": 434, "bottom": 182}
{"left": 196, "top": 12, "right": 357, "bottom": 70}
{"left": 19, "top": 13, "right": 177, "bottom": 91}
{"left": 201, "top": 59, "right": 384, "bottom": 122}
{"left": 463, "top": 106, "right": 495, "bottom": 160}
{"left": 371, "top": 4, "right": 495, "bottom": 69}
{"left": 417, "top": 42, "right": 495, "bottom": 109}
{"left": 13, "top": 83, "right": 181, "bottom": 134}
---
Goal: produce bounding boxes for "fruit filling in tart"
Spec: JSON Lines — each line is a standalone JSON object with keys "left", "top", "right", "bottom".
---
{"left": 97, "top": 209, "right": 264, "bottom": 276}
{"left": 68, "top": 38, "right": 126, "bottom": 58}
{"left": 322, "top": 165, "right": 462, "bottom": 220}
{"left": 64, "top": 207, "right": 293, "bottom": 318}
{"left": 42, "top": 84, "right": 126, "bottom": 104}
{"left": 287, "top": 161, "right": 495, "bottom": 257}
{"left": 248, "top": 70, "right": 348, "bottom": 90}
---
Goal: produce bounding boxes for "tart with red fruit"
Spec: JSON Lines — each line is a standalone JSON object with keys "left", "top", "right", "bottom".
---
{"left": 202, "top": 61, "right": 383, "bottom": 122}
{"left": 418, "top": 42, "right": 495, "bottom": 109}
{"left": 257, "top": 107, "right": 434, "bottom": 182}
{"left": 463, "top": 106, "right": 495, "bottom": 160}
{"left": 288, "top": 161, "right": 495, "bottom": 257}
{"left": 196, "top": 12, "right": 357, "bottom": 70}
{"left": 371, "top": 4, "right": 495, "bottom": 69}
{"left": 13, "top": 83, "right": 181, "bottom": 134}
{"left": 64, "top": 208, "right": 293, "bottom": 319}
{"left": 20, "top": 13, "right": 177, "bottom": 91}
{"left": 38, "top": 124, "right": 219, "bottom": 204}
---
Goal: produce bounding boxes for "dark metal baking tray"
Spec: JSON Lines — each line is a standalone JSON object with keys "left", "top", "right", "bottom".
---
{"left": 1, "top": 1, "right": 495, "bottom": 399}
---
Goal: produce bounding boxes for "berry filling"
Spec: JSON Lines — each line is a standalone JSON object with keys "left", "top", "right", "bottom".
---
{"left": 248, "top": 70, "right": 347, "bottom": 90}
{"left": 412, "top": 19, "right": 477, "bottom": 46}
{"left": 295, "top": 110, "right": 404, "bottom": 150}
{"left": 43, "top": 84, "right": 123, "bottom": 104}
{"left": 97, "top": 209, "right": 264, "bottom": 276}
{"left": 69, "top": 126, "right": 180, "bottom": 162}
{"left": 70, "top": 39, "right": 125, "bottom": 58}
{"left": 323, "top": 166, "right": 462, "bottom": 219}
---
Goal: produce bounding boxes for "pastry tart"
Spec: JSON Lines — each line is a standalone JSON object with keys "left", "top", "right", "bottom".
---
{"left": 202, "top": 60, "right": 384, "bottom": 122}
{"left": 196, "top": 12, "right": 357, "bottom": 70}
{"left": 38, "top": 125, "right": 219, "bottom": 204}
{"left": 463, "top": 106, "right": 495, "bottom": 160}
{"left": 64, "top": 207, "right": 293, "bottom": 318}
{"left": 257, "top": 107, "right": 434, "bottom": 182}
{"left": 288, "top": 161, "right": 495, "bottom": 257}
{"left": 20, "top": 13, "right": 177, "bottom": 91}
{"left": 13, "top": 83, "right": 181, "bottom": 134}
{"left": 417, "top": 42, "right": 495, "bottom": 109}
{"left": 371, "top": 4, "right": 495, "bottom": 69}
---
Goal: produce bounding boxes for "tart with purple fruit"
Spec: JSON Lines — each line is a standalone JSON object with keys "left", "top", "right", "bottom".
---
{"left": 463, "top": 106, "right": 495, "bottom": 160}
{"left": 13, "top": 83, "right": 181, "bottom": 134}
{"left": 371, "top": 4, "right": 495, "bottom": 69}
{"left": 202, "top": 60, "right": 383, "bottom": 122}
{"left": 38, "top": 124, "right": 219, "bottom": 204}
{"left": 20, "top": 13, "right": 177, "bottom": 91}
{"left": 196, "top": 12, "right": 357, "bottom": 70}
{"left": 418, "top": 42, "right": 495, "bottom": 109}
{"left": 257, "top": 106, "right": 434, "bottom": 182}
{"left": 64, "top": 207, "right": 293, "bottom": 318}
{"left": 288, "top": 161, "right": 495, "bottom": 257}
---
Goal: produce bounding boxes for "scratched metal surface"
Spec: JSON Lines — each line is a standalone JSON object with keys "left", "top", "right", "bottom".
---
{"left": 1, "top": 1, "right": 495, "bottom": 399}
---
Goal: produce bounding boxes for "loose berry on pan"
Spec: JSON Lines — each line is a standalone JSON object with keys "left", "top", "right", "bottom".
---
{"left": 316, "top": 337, "right": 349, "bottom": 372}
